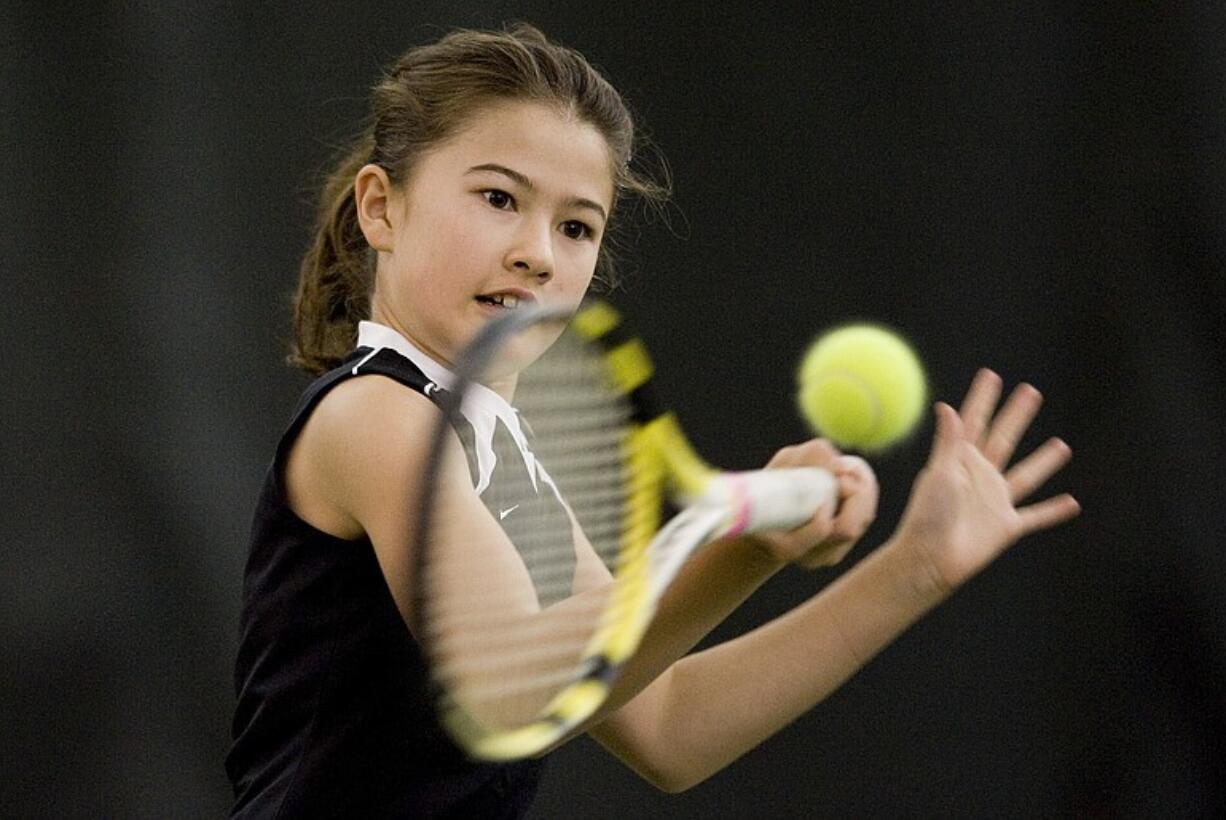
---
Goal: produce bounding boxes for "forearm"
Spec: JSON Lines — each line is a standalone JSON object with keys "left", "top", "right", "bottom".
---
{"left": 592, "top": 535, "right": 786, "bottom": 720}
{"left": 649, "top": 534, "right": 949, "bottom": 791}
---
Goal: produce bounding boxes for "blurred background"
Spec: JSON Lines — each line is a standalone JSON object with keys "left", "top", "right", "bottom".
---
{"left": 3, "top": 1, "right": 1224, "bottom": 816}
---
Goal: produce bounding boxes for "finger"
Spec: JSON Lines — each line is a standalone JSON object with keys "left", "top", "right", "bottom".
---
{"left": 788, "top": 500, "right": 836, "bottom": 544}
{"left": 1016, "top": 493, "right": 1081, "bottom": 535}
{"left": 982, "top": 383, "right": 1043, "bottom": 469}
{"left": 959, "top": 368, "right": 1003, "bottom": 446}
{"left": 799, "top": 469, "right": 877, "bottom": 566}
{"left": 765, "top": 442, "right": 806, "bottom": 468}
{"left": 833, "top": 454, "right": 875, "bottom": 483}
{"left": 830, "top": 476, "right": 878, "bottom": 542}
{"left": 929, "top": 402, "right": 965, "bottom": 463}
{"left": 1005, "top": 437, "right": 1072, "bottom": 502}
{"left": 766, "top": 438, "right": 840, "bottom": 469}
{"left": 834, "top": 457, "right": 877, "bottom": 505}
{"left": 808, "top": 438, "right": 840, "bottom": 463}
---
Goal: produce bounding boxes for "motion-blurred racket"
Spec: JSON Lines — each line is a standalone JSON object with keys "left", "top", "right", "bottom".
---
{"left": 412, "top": 299, "right": 836, "bottom": 760}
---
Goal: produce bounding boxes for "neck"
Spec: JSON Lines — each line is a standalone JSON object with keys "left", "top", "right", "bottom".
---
{"left": 366, "top": 304, "right": 518, "bottom": 403}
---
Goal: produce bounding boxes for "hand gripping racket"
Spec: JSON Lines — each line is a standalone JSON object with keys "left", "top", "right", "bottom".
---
{"left": 411, "top": 299, "right": 836, "bottom": 760}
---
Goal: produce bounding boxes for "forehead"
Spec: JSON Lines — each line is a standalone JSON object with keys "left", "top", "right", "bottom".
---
{"left": 433, "top": 101, "right": 616, "bottom": 208}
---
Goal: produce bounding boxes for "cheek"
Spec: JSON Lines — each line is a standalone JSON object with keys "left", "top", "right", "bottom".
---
{"left": 409, "top": 205, "right": 495, "bottom": 283}
{"left": 449, "top": 204, "right": 515, "bottom": 265}
{"left": 557, "top": 246, "right": 599, "bottom": 292}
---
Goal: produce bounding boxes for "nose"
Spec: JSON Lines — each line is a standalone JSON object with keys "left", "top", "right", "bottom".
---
{"left": 505, "top": 219, "right": 553, "bottom": 282}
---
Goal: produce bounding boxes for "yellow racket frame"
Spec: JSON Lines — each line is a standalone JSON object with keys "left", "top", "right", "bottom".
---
{"left": 447, "top": 300, "right": 716, "bottom": 760}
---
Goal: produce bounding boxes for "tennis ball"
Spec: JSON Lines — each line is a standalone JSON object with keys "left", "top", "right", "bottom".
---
{"left": 796, "top": 323, "right": 927, "bottom": 453}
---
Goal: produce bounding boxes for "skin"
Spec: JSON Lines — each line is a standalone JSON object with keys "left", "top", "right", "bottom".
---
{"left": 283, "top": 99, "right": 1080, "bottom": 792}
{"left": 585, "top": 372, "right": 1080, "bottom": 791}
{"left": 358, "top": 100, "right": 615, "bottom": 398}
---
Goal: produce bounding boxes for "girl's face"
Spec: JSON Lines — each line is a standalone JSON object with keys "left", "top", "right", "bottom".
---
{"left": 360, "top": 100, "right": 615, "bottom": 388}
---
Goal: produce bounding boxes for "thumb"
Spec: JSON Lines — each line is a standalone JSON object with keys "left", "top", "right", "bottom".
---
{"left": 930, "top": 402, "right": 963, "bottom": 461}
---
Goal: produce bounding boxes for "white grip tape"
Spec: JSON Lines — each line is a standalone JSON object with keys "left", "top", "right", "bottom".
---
{"left": 646, "top": 468, "right": 838, "bottom": 603}
{"left": 705, "top": 468, "right": 837, "bottom": 535}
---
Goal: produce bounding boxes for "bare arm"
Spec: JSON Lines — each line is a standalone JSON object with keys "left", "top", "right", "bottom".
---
{"left": 289, "top": 377, "right": 877, "bottom": 739}
{"left": 590, "top": 532, "right": 944, "bottom": 791}
{"left": 588, "top": 371, "right": 1080, "bottom": 792}
{"left": 543, "top": 439, "right": 879, "bottom": 747}
{"left": 292, "top": 364, "right": 1077, "bottom": 793}
{"left": 288, "top": 373, "right": 930, "bottom": 788}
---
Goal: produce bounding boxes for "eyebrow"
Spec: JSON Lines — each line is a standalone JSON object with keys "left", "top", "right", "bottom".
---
{"left": 465, "top": 163, "right": 608, "bottom": 223}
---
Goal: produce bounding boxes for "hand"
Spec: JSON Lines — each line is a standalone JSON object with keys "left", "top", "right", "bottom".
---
{"left": 749, "top": 439, "right": 879, "bottom": 569}
{"left": 893, "top": 369, "right": 1081, "bottom": 593}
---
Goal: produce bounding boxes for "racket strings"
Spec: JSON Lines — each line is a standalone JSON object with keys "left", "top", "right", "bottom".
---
{"left": 419, "top": 321, "right": 637, "bottom": 734}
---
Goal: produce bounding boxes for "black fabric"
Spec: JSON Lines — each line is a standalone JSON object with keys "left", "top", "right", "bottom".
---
{"left": 454, "top": 418, "right": 575, "bottom": 609}
{"left": 227, "top": 347, "right": 546, "bottom": 818}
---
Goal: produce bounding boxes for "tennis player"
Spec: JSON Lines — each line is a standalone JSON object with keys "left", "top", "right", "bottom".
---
{"left": 226, "top": 23, "right": 1079, "bottom": 817}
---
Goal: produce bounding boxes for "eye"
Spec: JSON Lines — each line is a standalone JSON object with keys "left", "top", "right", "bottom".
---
{"left": 482, "top": 189, "right": 515, "bottom": 210}
{"left": 560, "top": 220, "right": 594, "bottom": 241}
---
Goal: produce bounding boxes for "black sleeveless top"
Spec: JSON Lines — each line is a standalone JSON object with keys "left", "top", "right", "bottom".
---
{"left": 227, "top": 347, "right": 548, "bottom": 818}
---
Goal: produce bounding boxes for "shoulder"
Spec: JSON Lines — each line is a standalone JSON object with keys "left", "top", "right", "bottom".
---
{"left": 311, "top": 372, "right": 440, "bottom": 448}
{"left": 285, "top": 373, "right": 443, "bottom": 540}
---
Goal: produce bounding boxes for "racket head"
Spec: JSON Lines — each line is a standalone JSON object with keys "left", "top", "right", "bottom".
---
{"left": 411, "top": 301, "right": 674, "bottom": 760}
{"left": 411, "top": 300, "right": 838, "bottom": 760}
{"left": 570, "top": 300, "right": 714, "bottom": 500}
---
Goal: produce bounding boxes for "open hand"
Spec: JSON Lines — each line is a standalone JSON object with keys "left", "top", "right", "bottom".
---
{"left": 894, "top": 369, "right": 1081, "bottom": 592}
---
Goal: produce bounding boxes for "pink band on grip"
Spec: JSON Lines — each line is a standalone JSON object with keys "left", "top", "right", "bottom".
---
{"left": 724, "top": 473, "right": 752, "bottom": 538}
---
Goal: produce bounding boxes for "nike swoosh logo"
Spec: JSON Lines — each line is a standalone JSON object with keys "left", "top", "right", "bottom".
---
{"left": 499, "top": 504, "right": 520, "bottom": 520}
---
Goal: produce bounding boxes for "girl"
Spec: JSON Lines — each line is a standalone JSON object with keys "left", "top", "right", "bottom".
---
{"left": 227, "top": 23, "right": 1079, "bottom": 817}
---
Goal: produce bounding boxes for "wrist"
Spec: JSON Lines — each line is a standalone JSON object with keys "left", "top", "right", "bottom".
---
{"left": 880, "top": 532, "right": 955, "bottom": 606}
{"left": 720, "top": 533, "right": 789, "bottom": 577}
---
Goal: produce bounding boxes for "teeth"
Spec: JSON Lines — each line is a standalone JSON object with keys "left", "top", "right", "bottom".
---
{"left": 484, "top": 293, "right": 520, "bottom": 308}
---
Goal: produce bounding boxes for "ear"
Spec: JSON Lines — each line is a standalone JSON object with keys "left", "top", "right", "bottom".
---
{"left": 354, "top": 163, "right": 396, "bottom": 252}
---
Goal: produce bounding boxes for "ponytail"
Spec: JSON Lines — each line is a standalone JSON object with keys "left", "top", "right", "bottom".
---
{"left": 288, "top": 133, "right": 376, "bottom": 375}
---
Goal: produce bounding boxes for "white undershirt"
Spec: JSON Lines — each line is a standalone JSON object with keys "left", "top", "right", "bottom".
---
{"left": 353, "top": 320, "right": 539, "bottom": 497}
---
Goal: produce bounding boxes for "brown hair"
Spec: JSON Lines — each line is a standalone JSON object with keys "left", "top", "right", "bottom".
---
{"left": 289, "top": 23, "right": 671, "bottom": 374}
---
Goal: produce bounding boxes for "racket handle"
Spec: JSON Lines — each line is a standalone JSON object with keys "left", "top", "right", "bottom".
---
{"left": 707, "top": 468, "right": 838, "bottom": 536}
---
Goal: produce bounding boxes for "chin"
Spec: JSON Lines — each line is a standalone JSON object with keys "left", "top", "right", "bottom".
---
{"left": 483, "top": 322, "right": 566, "bottom": 382}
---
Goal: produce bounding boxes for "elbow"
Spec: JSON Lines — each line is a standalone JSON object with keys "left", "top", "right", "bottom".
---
{"left": 601, "top": 730, "right": 710, "bottom": 793}
{"left": 636, "top": 768, "right": 692, "bottom": 795}
{"left": 650, "top": 772, "right": 706, "bottom": 795}
{"left": 631, "top": 756, "right": 713, "bottom": 794}
{"left": 593, "top": 668, "right": 722, "bottom": 794}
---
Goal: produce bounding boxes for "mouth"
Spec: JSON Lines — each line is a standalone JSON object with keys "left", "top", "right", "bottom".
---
{"left": 475, "top": 290, "right": 534, "bottom": 310}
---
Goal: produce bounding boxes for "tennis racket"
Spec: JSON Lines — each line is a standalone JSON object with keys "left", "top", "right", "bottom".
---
{"left": 411, "top": 299, "right": 837, "bottom": 760}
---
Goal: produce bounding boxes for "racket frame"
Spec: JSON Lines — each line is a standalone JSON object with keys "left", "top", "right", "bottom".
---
{"left": 412, "top": 302, "right": 835, "bottom": 760}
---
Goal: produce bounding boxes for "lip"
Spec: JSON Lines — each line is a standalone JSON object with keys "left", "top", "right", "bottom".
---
{"left": 473, "top": 287, "right": 537, "bottom": 311}
{"left": 477, "top": 287, "right": 536, "bottom": 303}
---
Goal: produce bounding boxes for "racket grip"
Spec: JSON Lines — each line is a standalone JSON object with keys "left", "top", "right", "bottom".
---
{"left": 710, "top": 468, "right": 838, "bottom": 536}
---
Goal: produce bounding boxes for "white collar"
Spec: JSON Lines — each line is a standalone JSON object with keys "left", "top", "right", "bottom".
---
{"left": 354, "top": 320, "right": 537, "bottom": 496}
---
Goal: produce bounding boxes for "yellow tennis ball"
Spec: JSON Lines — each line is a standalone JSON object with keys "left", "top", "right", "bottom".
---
{"left": 797, "top": 324, "right": 927, "bottom": 453}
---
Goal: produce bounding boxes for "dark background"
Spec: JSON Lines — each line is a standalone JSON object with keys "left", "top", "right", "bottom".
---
{"left": 4, "top": 1, "right": 1224, "bottom": 816}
